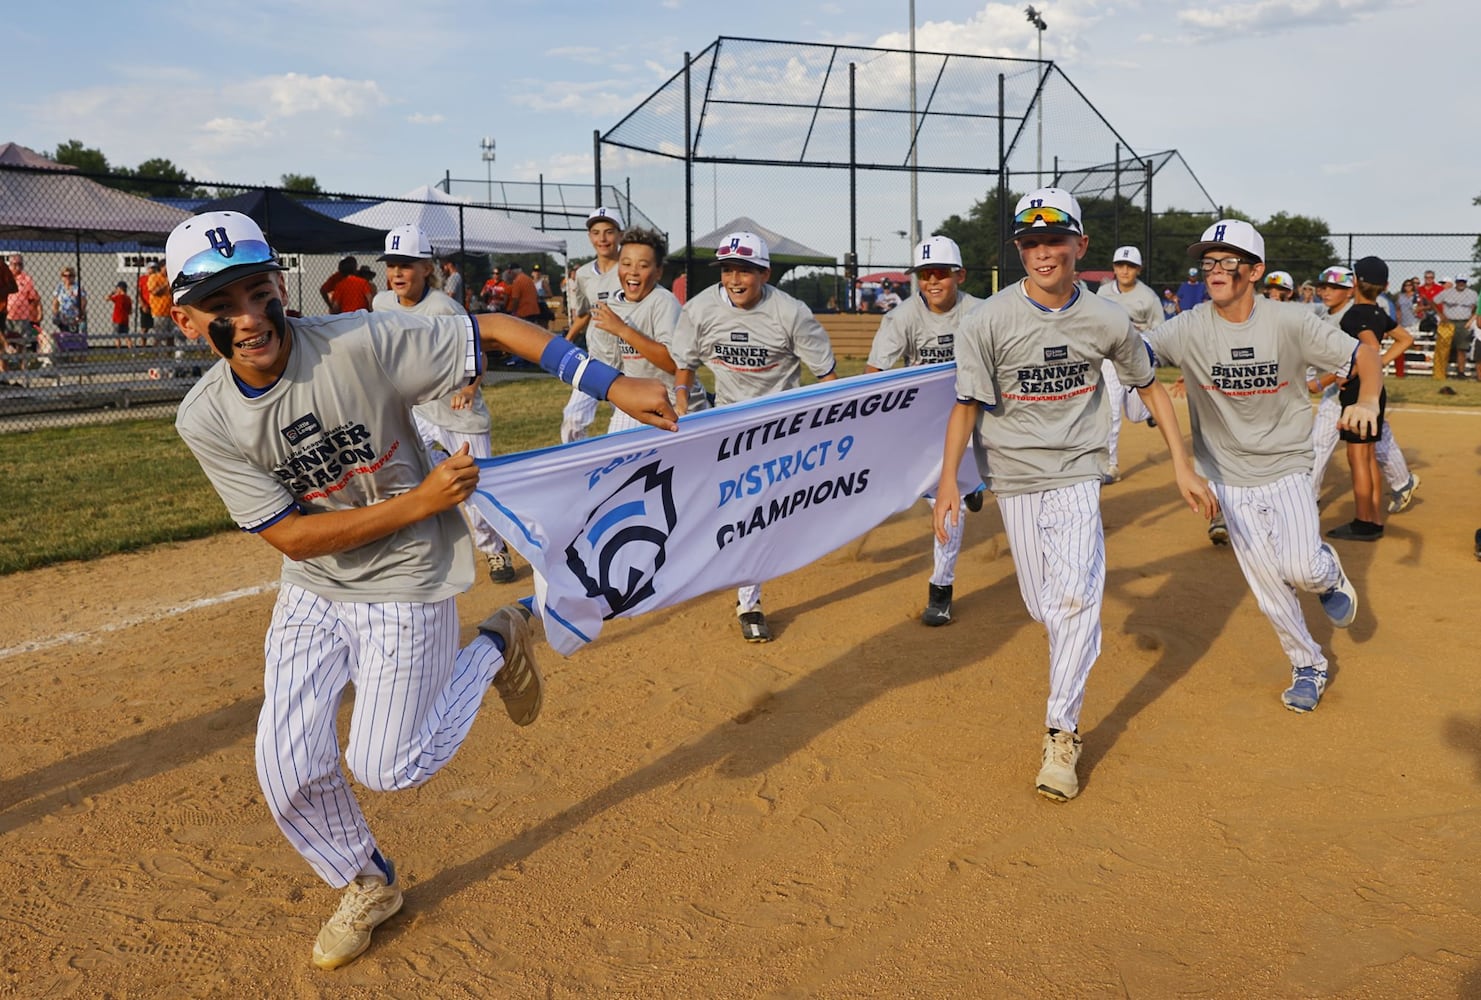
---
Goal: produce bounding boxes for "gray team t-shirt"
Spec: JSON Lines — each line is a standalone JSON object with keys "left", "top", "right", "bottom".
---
{"left": 373, "top": 287, "right": 491, "bottom": 435}
{"left": 609, "top": 284, "right": 708, "bottom": 411}
{"left": 866, "top": 290, "right": 982, "bottom": 369}
{"left": 1095, "top": 279, "right": 1162, "bottom": 331}
{"left": 568, "top": 260, "right": 623, "bottom": 366}
{"left": 670, "top": 283, "right": 837, "bottom": 405}
{"left": 954, "top": 281, "right": 1155, "bottom": 497}
{"left": 1146, "top": 298, "right": 1357, "bottom": 487}
{"left": 175, "top": 312, "right": 480, "bottom": 603}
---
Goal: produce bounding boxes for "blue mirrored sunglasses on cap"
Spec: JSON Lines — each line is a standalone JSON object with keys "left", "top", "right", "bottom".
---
{"left": 171, "top": 239, "right": 278, "bottom": 293}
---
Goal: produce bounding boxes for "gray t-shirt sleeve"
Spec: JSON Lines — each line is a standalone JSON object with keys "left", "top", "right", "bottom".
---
{"left": 1107, "top": 316, "right": 1156, "bottom": 388}
{"left": 365, "top": 312, "right": 479, "bottom": 407}
{"left": 789, "top": 301, "right": 837, "bottom": 378}
{"left": 670, "top": 301, "right": 702, "bottom": 373}
{"left": 867, "top": 310, "right": 909, "bottom": 369}
{"left": 176, "top": 395, "right": 297, "bottom": 531}
{"left": 952, "top": 309, "right": 998, "bottom": 407}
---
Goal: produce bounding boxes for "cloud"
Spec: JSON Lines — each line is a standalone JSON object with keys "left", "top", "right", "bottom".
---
{"left": 508, "top": 78, "right": 655, "bottom": 118}
{"left": 872, "top": 2, "right": 1102, "bottom": 63}
{"left": 408, "top": 113, "right": 446, "bottom": 125}
{"left": 1175, "top": 0, "right": 1391, "bottom": 40}
{"left": 236, "top": 73, "right": 388, "bottom": 118}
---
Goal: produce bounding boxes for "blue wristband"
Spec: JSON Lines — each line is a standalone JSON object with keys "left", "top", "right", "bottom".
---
{"left": 539, "top": 336, "right": 579, "bottom": 378}
{"left": 578, "top": 358, "right": 622, "bottom": 400}
{"left": 539, "top": 336, "right": 622, "bottom": 400}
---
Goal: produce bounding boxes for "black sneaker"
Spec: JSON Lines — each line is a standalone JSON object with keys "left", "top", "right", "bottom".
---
{"left": 1474, "top": 528, "right": 1481, "bottom": 562}
{"left": 921, "top": 583, "right": 953, "bottom": 626}
{"left": 964, "top": 489, "right": 985, "bottom": 513}
{"left": 738, "top": 609, "right": 772, "bottom": 643}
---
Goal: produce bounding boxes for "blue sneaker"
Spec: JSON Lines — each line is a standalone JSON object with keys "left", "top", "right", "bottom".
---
{"left": 1281, "top": 666, "right": 1328, "bottom": 713}
{"left": 1317, "top": 545, "right": 1357, "bottom": 628}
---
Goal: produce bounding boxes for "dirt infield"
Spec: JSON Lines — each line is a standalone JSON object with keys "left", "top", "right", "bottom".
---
{"left": 3, "top": 405, "right": 1480, "bottom": 998}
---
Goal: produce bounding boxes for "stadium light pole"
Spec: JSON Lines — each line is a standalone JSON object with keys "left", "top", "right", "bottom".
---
{"left": 909, "top": 0, "right": 920, "bottom": 293}
{"left": 479, "top": 136, "right": 497, "bottom": 205}
{"left": 1025, "top": 6, "right": 1047, "bottom": 186}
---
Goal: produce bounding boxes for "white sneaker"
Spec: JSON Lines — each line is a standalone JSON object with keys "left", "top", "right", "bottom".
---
{"left": 311, "top": 862, "right": 403, "bottom": 970}
{"left": 1036, "top": 729, "right": 1082, "bottom": 802}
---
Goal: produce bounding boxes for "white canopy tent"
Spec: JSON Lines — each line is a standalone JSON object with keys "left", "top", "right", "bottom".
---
{"left": 341, "top": 185, "right": 566, "bottom": 256}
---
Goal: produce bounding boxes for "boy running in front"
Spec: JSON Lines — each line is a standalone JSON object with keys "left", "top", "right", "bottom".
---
{"left": 934, "top": 189, "right": 1213, "bottom": 802}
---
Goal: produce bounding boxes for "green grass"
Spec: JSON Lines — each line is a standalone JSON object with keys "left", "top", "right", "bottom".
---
{"left": 0, "top": 357, "right": 1470, "bottom": 574}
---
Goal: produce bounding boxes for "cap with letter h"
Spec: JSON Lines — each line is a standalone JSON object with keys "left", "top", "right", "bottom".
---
{"left": 910, "top": 235, "right": 964, "bottom": 271}
{"left": 713, "top": 231, "right": 771, "bottom": 269}
{"left": 378, "top": 224, "right": 435, "bottom": 263}
{"left": 1112, "top": 245, "right": 1143, "bottom": 267}
{"left": 1010, "top": 187, "right": 1084, "bottom": 240}
{"left": 166, "top": 211, "right": 285, "bottom": 306}
{"left": 586, "top": 206, "right": 625, "bottom": 230}
{"left": 1189, "top": 219, "right": 1264, "bottom": 263}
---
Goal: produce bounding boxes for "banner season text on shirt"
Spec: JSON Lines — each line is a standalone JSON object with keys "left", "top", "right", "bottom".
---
{"left": 466, "top": 363, "right": 981, "bottom": 655}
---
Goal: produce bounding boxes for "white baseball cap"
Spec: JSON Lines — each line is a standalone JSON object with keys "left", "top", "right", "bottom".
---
{"left": 1317, "top": 265, "right": 1354, "bottom": 288}
{"left": 1011, "top": 187, "right": 1083, "bottom": 239}
{"left": 586, "top": 206, "right": 625, "bottom": 230}
{"left": 166, "top": 211, "right": 284, "bottom": 306}
{"left": 1189, "top": 219, "right": 1265, "bottom": 262}
{"left": 378, "top": 224, "right": 435, "bottom": 262}
{"left": 1264, "top": 270, "right": 1295, "bottom": 290}
{"left": 713, "top": 230, "right": 771, "bottom": 269}
{"left": 909, "top": 235, "right": 964, "bottom": 271}
{"left": 1112, "top": 246, "right": 1142, "bottom": 267}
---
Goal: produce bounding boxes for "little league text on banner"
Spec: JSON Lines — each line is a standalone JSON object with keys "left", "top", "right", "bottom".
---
{"left": 467, "top": 363, "right": 981, "bottom": 655}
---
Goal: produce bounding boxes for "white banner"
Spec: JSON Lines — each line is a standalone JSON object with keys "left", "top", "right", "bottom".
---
{"left": 468, "top": 363, "right": 980, "bottom": 655}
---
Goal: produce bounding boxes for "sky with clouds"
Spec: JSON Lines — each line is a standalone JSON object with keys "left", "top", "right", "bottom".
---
{"left": 7, "top": 0, "right": 1472, "bottom": 264}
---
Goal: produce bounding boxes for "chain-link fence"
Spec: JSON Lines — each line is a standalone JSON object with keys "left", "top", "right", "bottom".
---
{"left": 1, "top": 164, "right": 571, "bottom": 431}
{"left": 600, "top": 36, "right": 1227, "bottom": 309}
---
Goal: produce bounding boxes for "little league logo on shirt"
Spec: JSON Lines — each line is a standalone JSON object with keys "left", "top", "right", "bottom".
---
{"left": 564, "top": 460, "right": 678, "bottom": 618}
{"left": 1008, "top": 344, "right": 1093, "bottom": 399}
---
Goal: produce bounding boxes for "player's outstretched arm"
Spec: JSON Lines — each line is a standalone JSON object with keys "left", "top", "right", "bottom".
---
{"left": 934, "top": 402, "right": 977, "bottom": 543}
{"left": 476, "top": 312, "right": 678, "bottom": 431}
{"left": 672, "top": 369, "right": 694, "bottom": 417}
{"left": 258, "top": 444, "right": 480, "bottom": 561}
{"left": 1135, "top": 380, "right": 1218, "bottom": 520}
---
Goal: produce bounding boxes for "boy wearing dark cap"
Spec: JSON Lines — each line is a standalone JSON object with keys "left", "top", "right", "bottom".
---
{"left": 1326, "top": 256, "right": 1412, "bottom": 541}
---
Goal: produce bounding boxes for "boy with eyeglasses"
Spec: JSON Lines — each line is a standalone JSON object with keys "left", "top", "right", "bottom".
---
{"left": 671, "top": 230, "right": 837, "bottom": 643}
{"left": 167, "top": 211, "right": 675, "bottom": 971}
{"left": 1143, "top": 220, "right": 1382, "bottom": 715}
{"left": 934, "top": 189, "right": 1212, "bottom": 802}
{"left": 865, "top": 234, "right": 984, "bottom": 626}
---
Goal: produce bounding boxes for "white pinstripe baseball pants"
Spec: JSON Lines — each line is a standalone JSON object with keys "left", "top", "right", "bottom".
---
{"left": 1311, "top": 390, "right": 1411, "bottom": 495}
{"left": 560, "top": 385, "right": 600, "bottom": 443}
{"left": 1215, "top": 473, "right": 1339, "bottom": 672}
{"left": 256, "top": 584, "right": 506, "bottom": 888}
{"left": 925, "top": 497, "right": 965, "bottom": 586}
{"left": 414, "top": 413, "right": 508, "bottom": 557}
{"left": 1101, "top": 360, "right": 1152, "bottom": 469}
{"left": 998, "top": 479, "right": 1104, "bottom": 733}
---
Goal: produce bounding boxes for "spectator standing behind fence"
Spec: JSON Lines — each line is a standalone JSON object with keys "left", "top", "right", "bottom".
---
{"left": 0, "top": 256, "right": 16, "bottom": 368}
{"left": 1177, "top": 267, "right": 1209, "bottom": 312}
{"left": 440, "top": 260, "right": 464, "bottom": 309}
{"left": 138, "top": 265, "right": 156, "bottom": 342}
{"left": 1161, "top": 287, "right": 1179, "bottom": 319}
{"left": 502, "top": 263, "right": 543, "bottom": 328}
{"left": 108, "top": 281, "right": 133, "bottom": 348}
{"left": 479, "top": 270, "right": 508, "bottom": 313}
{"left": 1433, "top": 276, "right": 1477, "bottom": 379}
{"left": 328, "top": 257, "right": 375, "bottom": 314}
{"left": 147, "top": 261, "right": 176, "bottom": 348}
{"left": 6, "top": 254, "right": 43, "bottom": 361}
{"left": 1392, "top": 277, "right": 1422, "bottom": 377}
